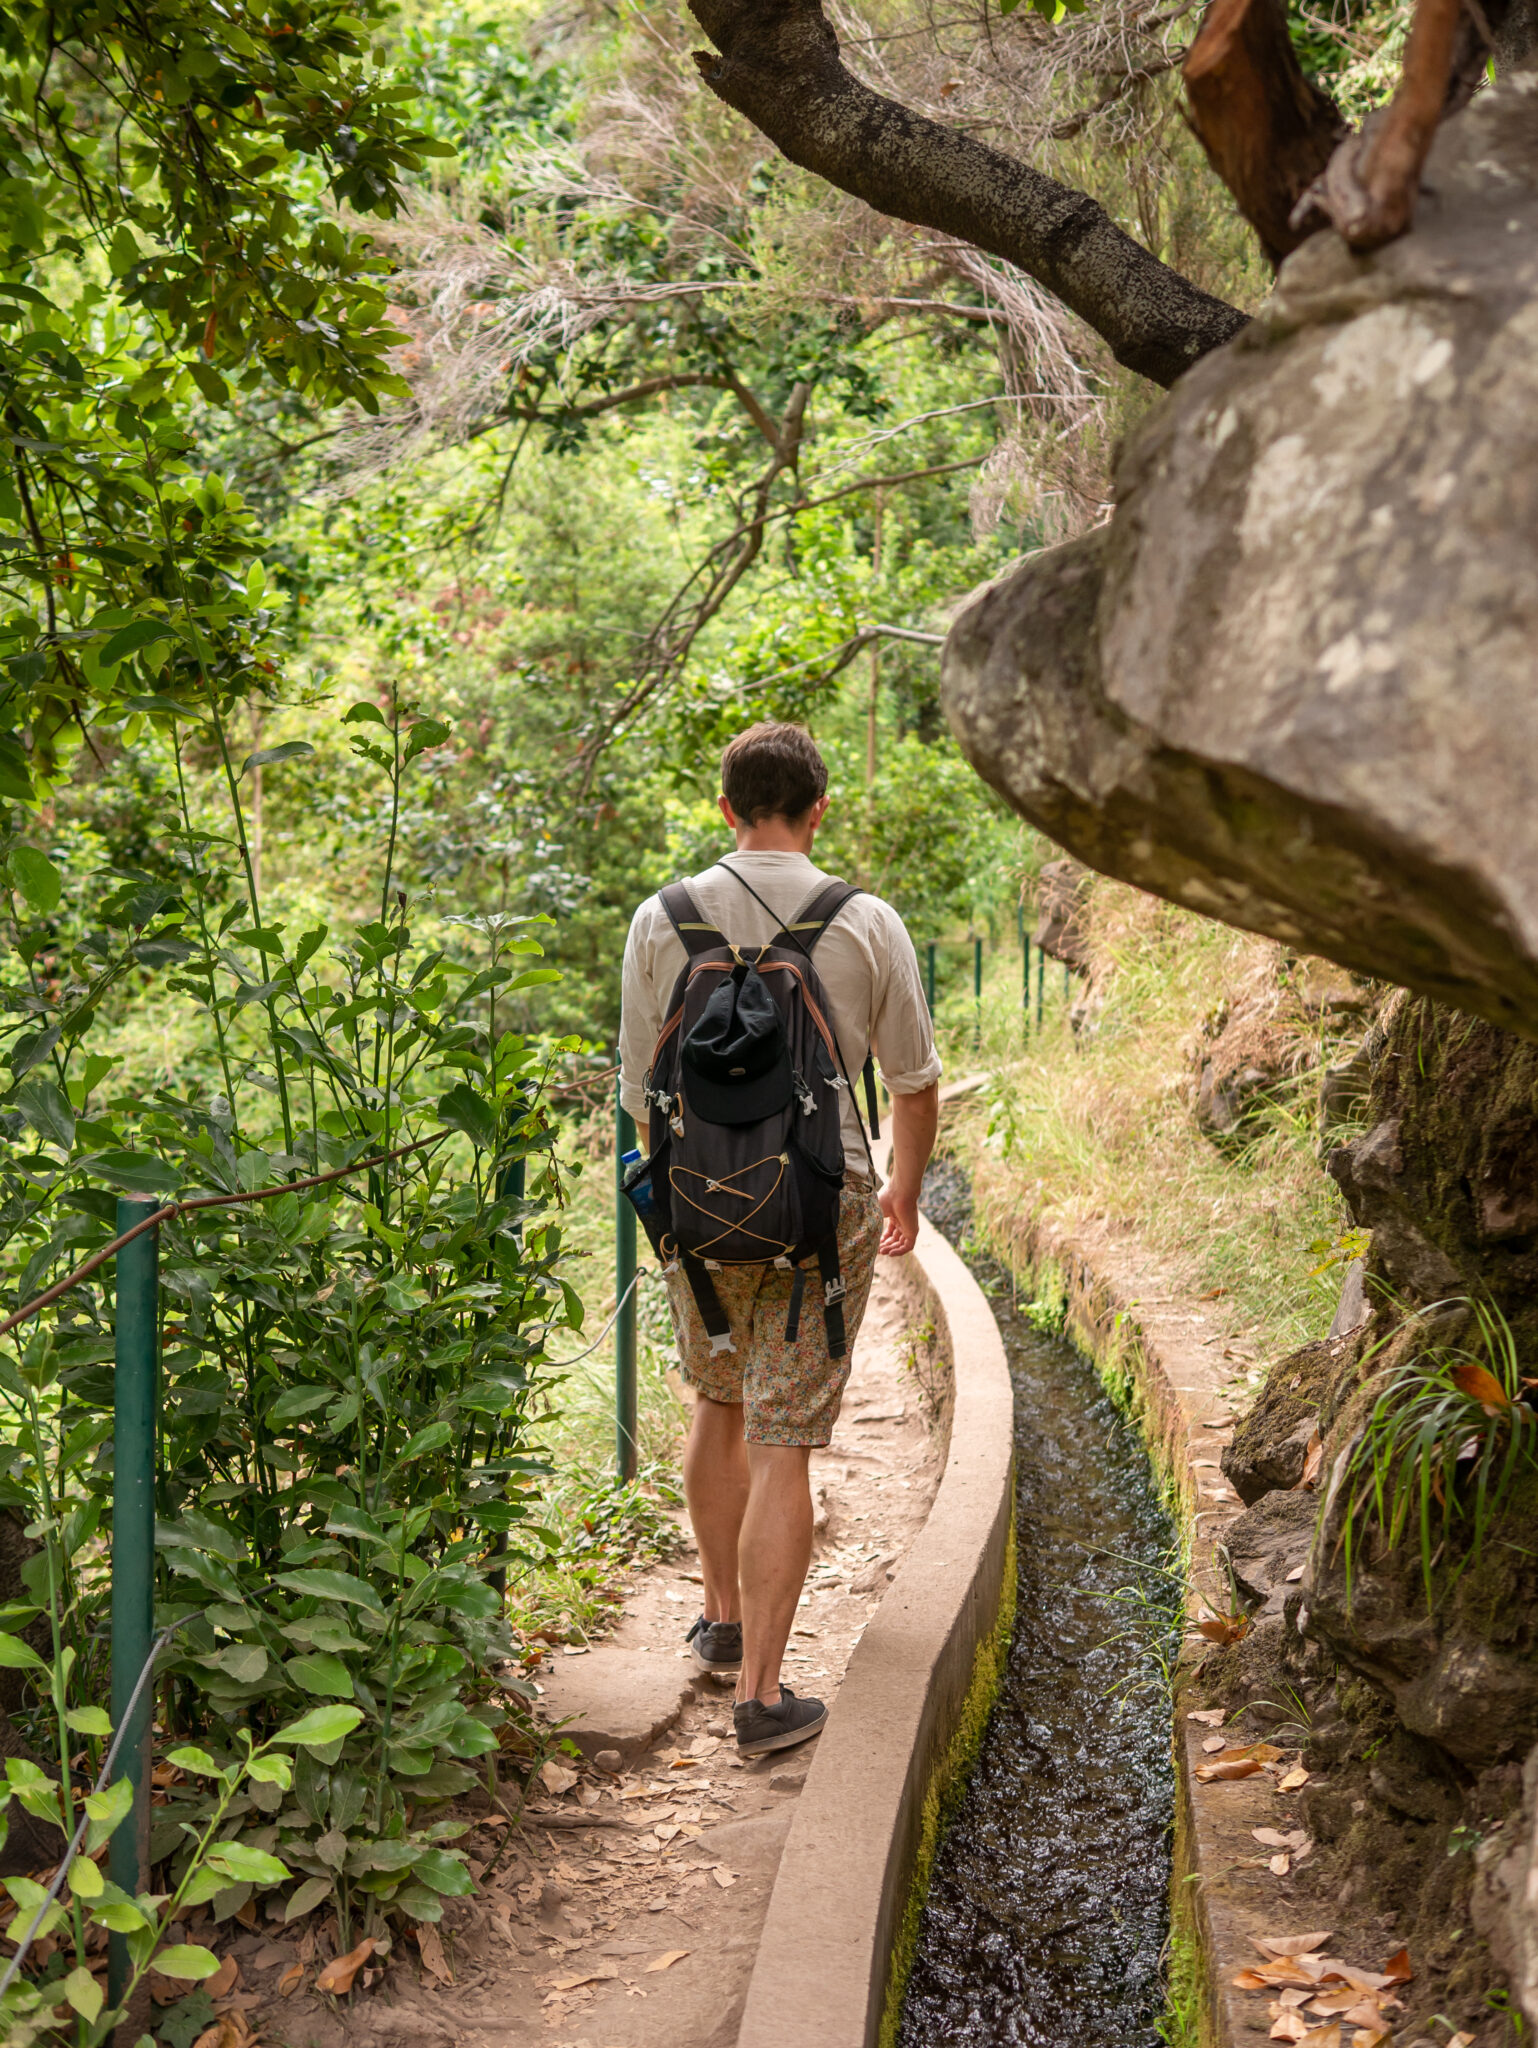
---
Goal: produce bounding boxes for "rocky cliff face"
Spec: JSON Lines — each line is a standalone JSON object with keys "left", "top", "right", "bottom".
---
{"left": 1203, "top": 992, "right": 1538, "bottom": 2023}
{"left": 943, "top": 78, "right": 1538, "bottom": 1037}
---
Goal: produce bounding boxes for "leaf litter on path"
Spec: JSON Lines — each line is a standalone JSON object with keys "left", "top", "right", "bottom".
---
{"left": 1239, "top": 1934, "right": 1414, "bottom": 2047}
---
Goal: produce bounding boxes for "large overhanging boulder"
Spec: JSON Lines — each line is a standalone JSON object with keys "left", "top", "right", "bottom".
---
{"left": 943, "top": 77, "right": 1538, "bottom": 1035}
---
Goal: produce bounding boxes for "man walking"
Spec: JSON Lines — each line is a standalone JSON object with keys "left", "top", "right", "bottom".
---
{"left": 620, "top": 722, "right": 940, "bottom": 1757}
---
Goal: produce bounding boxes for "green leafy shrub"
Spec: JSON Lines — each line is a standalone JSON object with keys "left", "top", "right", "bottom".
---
{"left": 0, "top": 694, "right": 583, "bottom": 1983}
{"left": 0, "top": 1701, "right": 367, "bottom": 2046}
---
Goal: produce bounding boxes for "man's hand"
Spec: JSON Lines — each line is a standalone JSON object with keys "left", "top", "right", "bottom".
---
{"left": 877, "top": 1081, "right": 939, "bottom": 1258}
{"left": 878, "top": 1184, "right": 921, "bottom": 1257}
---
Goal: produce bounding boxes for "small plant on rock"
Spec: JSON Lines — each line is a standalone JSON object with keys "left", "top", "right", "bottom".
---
{"left": 1339, "top": 1300, "right": 1538, "bottom": 1607}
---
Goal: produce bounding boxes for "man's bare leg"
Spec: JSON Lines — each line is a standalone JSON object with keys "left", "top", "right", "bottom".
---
{"left": 736, "top": 1443, "right": 814, "bottom": 1706}
{"left": 682, "top": 1393, "right": 748, "bottom": 1624}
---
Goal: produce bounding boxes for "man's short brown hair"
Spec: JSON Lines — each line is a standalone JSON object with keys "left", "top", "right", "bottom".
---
{"left": 721, "top": 722, "right": 828, "bottom": 825}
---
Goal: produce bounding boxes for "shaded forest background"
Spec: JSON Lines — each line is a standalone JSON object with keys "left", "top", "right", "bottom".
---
{"left": 37, "top": 0, "right": 1412, "bottom": 1070}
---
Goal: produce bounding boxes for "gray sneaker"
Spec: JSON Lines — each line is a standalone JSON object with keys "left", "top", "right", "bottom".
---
{"left": 733, "top": 1685, "right": 827, "bottom": 1757}
{"left": 685, "top": 1614, "right": 742, "bottom": 1677}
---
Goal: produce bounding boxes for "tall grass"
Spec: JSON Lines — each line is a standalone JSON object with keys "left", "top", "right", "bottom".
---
{"left": 1339, "top": 1299, "right": 1538, "bottom": 1607}
{"left": 927, "top": 883, "right": 1357, "bottom": 1362}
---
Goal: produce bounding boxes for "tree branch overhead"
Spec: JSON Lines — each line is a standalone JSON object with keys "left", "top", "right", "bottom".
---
{"left": 687, "top": 0, "right": 1248, "bottom": 387}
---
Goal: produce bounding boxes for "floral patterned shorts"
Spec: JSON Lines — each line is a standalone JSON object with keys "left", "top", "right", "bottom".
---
{"left": 664, "top": 1179, "right": 884, "bottom": 1446}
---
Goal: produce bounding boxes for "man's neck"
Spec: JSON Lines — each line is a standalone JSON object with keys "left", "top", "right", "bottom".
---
{"left": 730, "top": 823, "right": 817, "bottom": 856}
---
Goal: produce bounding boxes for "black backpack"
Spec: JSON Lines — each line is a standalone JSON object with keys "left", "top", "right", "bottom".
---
{"left": 623, "top": 867, "right": 879, "bottom": 1361}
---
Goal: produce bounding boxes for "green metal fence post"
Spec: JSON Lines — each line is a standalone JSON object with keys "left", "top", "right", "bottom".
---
{"left": 615, "top": 1083, "right": 638, "bottom": 1482}
{"left": 925, "top": 942, "right": 936, "bottom": 1016}
{"left": 488, "top": 1116, "right": 528, "bottom": 1598}
{"left": 108, "top": 1194, "right": 159, "bottom": 2008}
{"left": 973, "top": 935, "right": 983, "bottom": 1050}
{"left": 1019, "top": 904, "right": 1030, "bottom": 1043}
{"left": 1036, "top": 944, "right": 1045, "bottom": 1031}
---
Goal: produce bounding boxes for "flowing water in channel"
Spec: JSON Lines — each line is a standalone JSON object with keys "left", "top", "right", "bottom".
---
{"left": 897, "top": 1157, "right": 1180, "bottom": 2048}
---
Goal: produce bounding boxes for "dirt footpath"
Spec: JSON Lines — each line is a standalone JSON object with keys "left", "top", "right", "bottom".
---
{"left": 259, "top": 1258, "right": 941, "bottom": 2048}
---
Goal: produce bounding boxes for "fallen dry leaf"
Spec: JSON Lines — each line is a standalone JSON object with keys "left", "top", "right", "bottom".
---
{"left": 1286, "top": 1565, "right": 1306, "bottom": 1583}
{"left": 277, "top": 1964, "right": 304, "bottom": 1998}
{"left": 1197, "top": 1758, "right": 1265, "bottom": 1782}
{"left": 1245, "top": 1964, "right": 1331, "bottom": 1990}
{"left": 1188, "top": 1708, "right": 1226, "bottom": 1727}
{"left": 1254, "top": 1934, "right": 1335, "bottom": 1960}
{"left": 1276, "top": 1990, "right": 1312, "bottom": 2010}
{"left": 540, "top": 1761, "right": 579, "bottom": 1797}
{"left": 1279, "top": 1766, "right": 1310, "bottom": 1791}
{"left": 1295, "top": 1431, "right": 1324, "bottom": 1490}
{"left": 1271, "top": 2014, "right": 1310, "bottom": 2042}
{"left": 654, "top": 1823, "right": 680, "bottom": 1842}
{"left": 1236, "top": 1970, "right": 1274, "bottom": 1991}
{"left": 645, "top": 1950, "right": 690, "bottom": 1973}
{"left": 190, "top": 2021, "right": 245, "bottom": 2048}
{"left": 1309, "top": 1992, "right": 1383, "bottom": 2017}
{"left": 148, "top": 1973, "right": 189, "bottom": 2007}
{"left": 711, "top": 1868, "right": 736, "bottom": 1888}
{"left": 1197, "top": 1616, "right": 1250, "bottom": 1645}
{"left": 1254, "top": 1829, "right": 1305, "bottom": 1849}
{"left": 1297, "top": 2028, "right": 1341, "bottom": 2048}
{"left": 1451, "top": 1361, "right": 1511, "bottom": 1412}
{"left": 1380, "top": 1948, "right": 1413, "bottom": 1984}
{"left": 1447, "top": 2034, "right": 1475, "bottom": 2048}
{"left": 1340, "top": 2002, "right": 1394, "bottom": 2029}
{"left": 315, "top": 1937, "right": 377, "bottom": 1996}
{"left": 207, "top": 1955, "right": 242, "bottom": 2001}
{"left": 1203, "top": 1736, "right": 1228, "bottom": 1754}
{"left": 417, "top": 1922, "right": 453, "bottom": 1987}
{"left": 1270, "top": 1854, "right": 1291, "bottom": 1875}
{"left": 549, "top": 1966, "right": 618, "bottom": 1992}
{"left": 1331, "top": 1966, "right": 1396, "bottom": 1993}
{"left": 1349, "top": 2030, "right": 1391, "bottom": 2048}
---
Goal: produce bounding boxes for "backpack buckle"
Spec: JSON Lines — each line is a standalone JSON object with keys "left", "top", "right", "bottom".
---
{"left": 708, "top": 1330, "right": 736, "bottom": 1355}
{"left": 824, "top": 1276, "right": 846, "bottom": 1306}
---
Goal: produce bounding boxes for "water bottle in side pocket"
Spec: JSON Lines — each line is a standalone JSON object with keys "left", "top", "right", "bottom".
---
{"left": 621, "top": 1147, "right": 670, "bottom": 1261}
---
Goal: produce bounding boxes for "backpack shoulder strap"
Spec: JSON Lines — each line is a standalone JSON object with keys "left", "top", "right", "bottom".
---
{"left": 658, "top": 882, "right": 725, "bottom": 959}
{"left": 776, "top": 879, "right": 863, "bottom": 955}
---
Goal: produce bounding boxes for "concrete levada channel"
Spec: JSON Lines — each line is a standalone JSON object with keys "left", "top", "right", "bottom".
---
{"left": 898, "top": 1157, "right": 1181, "bottom": 2048}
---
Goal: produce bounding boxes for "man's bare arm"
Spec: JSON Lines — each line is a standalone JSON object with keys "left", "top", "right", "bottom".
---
{"left": 878, "top": 1083, "right": 939, "bottom": 1257}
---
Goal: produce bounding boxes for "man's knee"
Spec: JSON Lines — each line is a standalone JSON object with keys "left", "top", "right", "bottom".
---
{"left": 688, "top": 1393, "right": 746, "bottom": 1445}
{"left": 745, "top": 1442, "right": 813, "bottom": 1488}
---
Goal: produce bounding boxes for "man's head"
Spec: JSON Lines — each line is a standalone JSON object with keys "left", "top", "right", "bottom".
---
{"left": 718, "top": 723, "right": 829, "bottom": 847}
